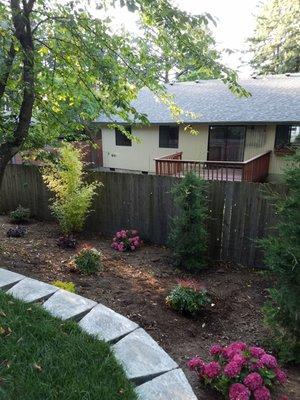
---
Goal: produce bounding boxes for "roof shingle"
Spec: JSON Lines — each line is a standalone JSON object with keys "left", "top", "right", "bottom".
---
{"left": 97, "top": 73, "right": 300, "bottom": 124}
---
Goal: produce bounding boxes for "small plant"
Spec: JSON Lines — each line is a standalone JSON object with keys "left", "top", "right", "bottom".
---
{"left": 188, "top": 342, "right": 288, "bottom": 400}
{"left": 168, "top": 172, "right": 208, "bottom": 271}
{"left": 9, "top": 206, "right": 30, "bottom": 223}
{"left": 166, "top": 279, "right": 211, "bottom": 315}
{"left": 73, "top": 245, "right": 102, "bottom": 275}
{"left": 52, "top": 280, "right": 76, "bottom": 293}
{"left": 111, "top": 229, "right": 142, "bottom": 252}
{"left": 43, "top": 143, "right": 101, "bottom": 235}
{"left": 56, "top": 235, "right": 77, "bottom": 249}
{"left": 6, "top": 226, "right": 27, "bottom": 238}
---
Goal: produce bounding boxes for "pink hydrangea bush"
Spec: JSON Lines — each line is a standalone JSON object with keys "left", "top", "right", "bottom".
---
{"left": 111, "top": 229, "right": 142, "bottom": 252}
{"left": 187, "top": 342, "right": 288, "bottom": 400}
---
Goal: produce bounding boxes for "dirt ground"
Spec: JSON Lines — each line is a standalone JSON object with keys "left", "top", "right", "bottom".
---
{"left": 0, "top": 216, "right": 299, "bottom": 399}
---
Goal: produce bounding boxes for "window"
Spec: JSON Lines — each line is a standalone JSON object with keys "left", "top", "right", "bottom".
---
{"left": 115, "top": 126, "right": 132, "bottom": 146}
{"left": 275, "top": 125, "right": 300, "bottom": 149}
{"left": 159, "top": 125, "right": 179, "bottom": 148}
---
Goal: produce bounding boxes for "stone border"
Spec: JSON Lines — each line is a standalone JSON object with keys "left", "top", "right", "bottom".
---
{"left": 0, "top": 268, "right": 197, "bottom": 399}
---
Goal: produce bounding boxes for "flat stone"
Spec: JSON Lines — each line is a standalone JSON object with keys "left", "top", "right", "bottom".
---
{"left": 0, "top": 268, "right": 25, "bottom": 290}
{"left": 79, "top": 303, "right": 138, "bottom": 343}
{"left": 7, "top": 277, "right": 58, "bottom": 302}
{"left": 43, "top": 290, "right": 97, "bottom": 321}
{"left": 112, "top": 328, "right": 178, "bottom": 384}
{"left": 136, "top": 369, "right": 197, "bottom": 400}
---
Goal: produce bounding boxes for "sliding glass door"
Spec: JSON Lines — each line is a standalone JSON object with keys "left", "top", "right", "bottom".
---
{"left": 208, "top": 126, "right": 246, "bottom": 162}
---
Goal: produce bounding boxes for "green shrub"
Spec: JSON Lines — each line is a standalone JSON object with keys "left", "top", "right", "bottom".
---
{"left": 43, "top": 143, "right": 102, "bottom": 234}
{"left": 261, "top": 150, "right": 300, "bottom": 363}
{"left": 168, "top": 172, "right": 208, "bottom": 271}
{"left": 166, "top": 280, "right": 211, "bottom": 316}
{"left": 74, "top": 245, "right": 102, "bottom": 275}
{"left": 9, "top": 205, "right": 30, "bottom": 223}
{"left": 52, "top": 280, "right": 76, "bottom": 293}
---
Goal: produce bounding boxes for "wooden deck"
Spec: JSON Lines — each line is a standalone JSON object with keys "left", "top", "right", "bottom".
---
{"left": 155, "top": 151, "right": 271, "bottom": 182}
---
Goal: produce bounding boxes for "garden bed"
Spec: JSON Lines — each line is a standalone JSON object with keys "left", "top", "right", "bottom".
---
{"left": 0, "top": 215, "right": 299, "bottom": 399}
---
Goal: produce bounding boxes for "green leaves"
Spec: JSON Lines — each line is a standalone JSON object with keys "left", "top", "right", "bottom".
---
{"left": 248, "top": 0, "right": 300, "bottom": 75}
{"left": 1, "top": 0, "right": 247, "bottom": 174}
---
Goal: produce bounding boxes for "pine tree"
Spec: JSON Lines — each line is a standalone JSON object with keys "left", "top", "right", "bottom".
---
{"left": 262, "top": 150, "right": 300, "bottom": 363}
{"left": 169, "top": 172, "right": 208, "bottom": 271}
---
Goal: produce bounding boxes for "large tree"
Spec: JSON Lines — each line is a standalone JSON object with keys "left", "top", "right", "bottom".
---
{"left": 248, "top": 0, "right": 300, "bottom": 75}
{"left": 0, "top": 0, "right": 248, "bottom": 187}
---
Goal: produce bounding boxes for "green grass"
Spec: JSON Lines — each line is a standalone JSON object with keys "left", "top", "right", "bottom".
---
{"left": 0, "top": 291, "right": 137, "bottom": 400}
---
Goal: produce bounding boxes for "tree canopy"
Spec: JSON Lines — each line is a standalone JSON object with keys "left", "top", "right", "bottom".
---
{"left": 0, "top": 0, "right": 248, "bottom": 185}
{"left": 248, "top": 0, "right": 300, "bottom": 75}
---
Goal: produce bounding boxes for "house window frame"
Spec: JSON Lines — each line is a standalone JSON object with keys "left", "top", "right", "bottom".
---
{"left": 159, "top": 125, "right": 179, "bottom": 149}
{"left": 115, "top": 126, "right": 132, "bottom": 147}
{"left": 274, "top": 125, "right": 299, "bottom": 148}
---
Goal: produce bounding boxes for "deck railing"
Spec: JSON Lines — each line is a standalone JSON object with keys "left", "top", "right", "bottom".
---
{"left": 155, "top": 151, "right": 271, "bottom": 182}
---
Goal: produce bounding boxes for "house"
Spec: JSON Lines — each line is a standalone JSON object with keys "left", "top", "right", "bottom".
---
{"left": 96, "top": 73, "right": 300, "bottom": 182}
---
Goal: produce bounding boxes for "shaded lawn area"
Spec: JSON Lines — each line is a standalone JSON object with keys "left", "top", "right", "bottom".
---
{"left": 0, "top": 291, "right": 137, "bottom": 400}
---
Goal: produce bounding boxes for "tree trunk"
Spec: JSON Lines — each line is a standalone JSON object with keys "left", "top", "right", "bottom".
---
{"left": 0, "top": 0, "right": 35, "bottom": 189}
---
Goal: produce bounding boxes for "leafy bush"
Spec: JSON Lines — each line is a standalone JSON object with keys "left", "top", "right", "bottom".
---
{"left": 56, "top": 235, "right": 77, "bottom": 249}
{"left": 166, "top": 279, "right": 211, "bottom": 315}
{"left": 260, "top": 150, "right": 300, "bottom": 363}
{"left": 52, "top": 281, "right": 76, "bottom": 293}
{"left": 9, "top": 206, "right": 30, "bottom": 223}
{"left": 168, "top": 172, "right": 208, "bottom": 271}
{"left": 73, "top": 245, "right": 102, "bottom": 275}
{"left": 6, "top": 226, "right": 27, "bottom": 237}
{"left": 111, "top": 229, "right": 142, "bottom": 252}
{"left": 188, "top": 342, "right": 288, "bottom": 400}
{"left": 43, "top": 143, "right": 101, "bottom": 234}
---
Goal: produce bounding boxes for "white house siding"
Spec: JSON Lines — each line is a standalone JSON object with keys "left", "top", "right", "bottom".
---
{"left": 101, "top": 125, "right": 209, "bottom": 173}
{"left": 101, "top": 124, "right": 286, "bottom": 180}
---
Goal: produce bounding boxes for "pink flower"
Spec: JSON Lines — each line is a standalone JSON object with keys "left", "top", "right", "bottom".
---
{"left": 229, "top": 383, "right": 250, "bottom": 400}
{"left": 187, "top": 356, "right": 204, "bottom": 371}
{"left": 224, "top": 361, "right": 241, "bottom": 378}
{"left": 223, "top": 342, "right": 247, "bottom": 359}
{"left": 276, "top": 368, "right": 287, "bottom": 384}
{"left": 117, "top": 243, "right": 125, "bottom": 252}
{"left": 243, "top": 372, "right": 264, "bottom": 391}
{"left": 210, "top": 344, "right": 223, "bottom": 356}
{"left": 232, "top": 353, "right": 247, "bottom": 367}
{"left": 250, "top": 359, "right": 264, "bottom": 371}
{"left": 116, "top": 231, "right": 122, "bottom": 238}
{"left": 253, "top": 386, "right": 271, "bottom": 400}
{"left": 250, "top": 346, "right": 266, "bottom": 358}
{"left": 260, "top": 354, "right": 277, "bottom": 369}
{"left": 130, "top": 245, "right": 136, "bottom": 251}
{"left": 202, "top": 361, "right": 221, "bottom": 379}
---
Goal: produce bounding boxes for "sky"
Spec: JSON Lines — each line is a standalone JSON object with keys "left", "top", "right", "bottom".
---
{"left": 95, "top": 0, "right": 263, "bottom": 77}
{"left": 174, "top": 0, "right": 262, "bottom": 75}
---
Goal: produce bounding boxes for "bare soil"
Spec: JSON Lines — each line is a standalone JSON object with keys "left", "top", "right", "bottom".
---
{"left": 0, "top": 216, "right": 299, "bottom": 399}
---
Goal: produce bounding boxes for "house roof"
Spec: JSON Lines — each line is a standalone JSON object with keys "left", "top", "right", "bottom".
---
{"left": 96, "top": 73, "right": 300, "bottom": 125}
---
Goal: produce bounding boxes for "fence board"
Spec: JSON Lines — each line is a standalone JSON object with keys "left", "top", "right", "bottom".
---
{"left": 0, "top": 165, "right": 286, "bottom": 267}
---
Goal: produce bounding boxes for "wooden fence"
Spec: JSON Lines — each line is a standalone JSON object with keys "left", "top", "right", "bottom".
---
{"left": 0, "top": 165, "right": 285, "bottom": 267}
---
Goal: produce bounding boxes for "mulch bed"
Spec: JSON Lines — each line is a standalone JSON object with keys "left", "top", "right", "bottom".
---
{"left": 0, "top": 215, "right": 299, "bottom": 399}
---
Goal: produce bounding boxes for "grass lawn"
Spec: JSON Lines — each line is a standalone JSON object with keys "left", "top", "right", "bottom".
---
{"left": 0, "top": 291, "right": 137, "bottom": 400}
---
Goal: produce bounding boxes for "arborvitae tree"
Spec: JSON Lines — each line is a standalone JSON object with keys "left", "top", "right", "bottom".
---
{"left": 262, "top": 150, "right": 300, "bottom": 363}
{"left": 168, "top": 172, "right": 208, "bottom": 271}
